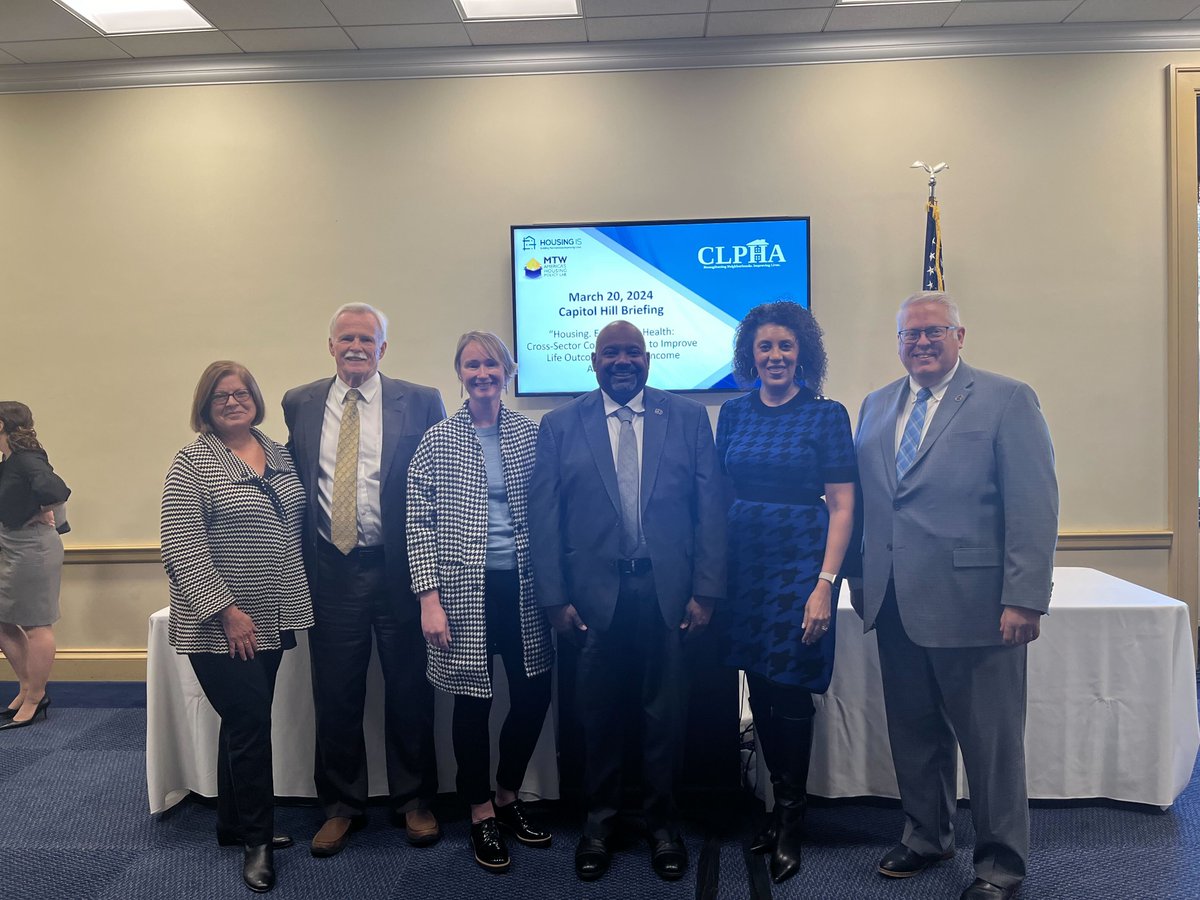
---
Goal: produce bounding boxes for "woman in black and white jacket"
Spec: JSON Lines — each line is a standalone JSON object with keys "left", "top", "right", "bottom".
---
{"left": 161, "top": 361, "right": 313, "bottom": 894}
{"left": 407, "top": 331, "right": 553, "bottom": 874}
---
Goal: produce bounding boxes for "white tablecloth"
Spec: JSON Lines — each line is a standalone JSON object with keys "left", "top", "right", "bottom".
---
{"left": 757, "top": 567, "right": 1200, "bottom": 808}
{"left": 149, "top": 567, "right": 1200, "bottom": 814}
{"left": 146, "top": 613, "right": 558, "bottom": 814}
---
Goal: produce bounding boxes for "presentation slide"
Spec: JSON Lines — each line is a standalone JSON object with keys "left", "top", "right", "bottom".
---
{"left": 511, "top": 218, "right": 810, "bottom": 396}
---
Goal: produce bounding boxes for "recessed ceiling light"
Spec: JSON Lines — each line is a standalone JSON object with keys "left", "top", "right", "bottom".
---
{"left": 53, "top": 0, "right": 213, "bottom": 36}
{"left": 454, "top": 0, "right": 581, "bottom": 22}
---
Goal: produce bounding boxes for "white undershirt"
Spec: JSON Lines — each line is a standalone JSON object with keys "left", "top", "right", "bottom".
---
{"left": 893, "top": 360, "right": 960, "bottom": 455}
{"left": 317, "top": 372, "right": 384, "bottom": 547}
{"left": 601, "top": 389, "right": 646, "bottom": 472}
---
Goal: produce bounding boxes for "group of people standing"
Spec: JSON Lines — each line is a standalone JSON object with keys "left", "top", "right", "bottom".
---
{"left": 157, "top": 292, "right": 1056, "bottom": 900}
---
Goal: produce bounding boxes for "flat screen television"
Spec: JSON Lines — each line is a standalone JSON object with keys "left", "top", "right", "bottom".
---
{"left": 510, "top": 216, "right": 811, "bottom": 396}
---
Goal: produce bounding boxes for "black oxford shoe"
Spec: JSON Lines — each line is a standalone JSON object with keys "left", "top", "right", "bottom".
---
{"left": 218, "top": 833, "right": 294, "bottom": 850}
{"left": 470, "top": 818, "right": 510, "bottom": 872}
{"left": 877, "top": 843, "right": 955, "bottom": 878}
{"left": 242, "top": 843, "right": 275, "bottom": 893}
{"left": 960, "top": 877, "right": 1018, "bottom": 899}
{"left": 575, "top": 835, "right": 611, "bottom": 882}
{"left": 651, "top": 838, "right": 688, "bottom": 882}
{"left": 495, "top": 798, "right": 552, "bottom": 847}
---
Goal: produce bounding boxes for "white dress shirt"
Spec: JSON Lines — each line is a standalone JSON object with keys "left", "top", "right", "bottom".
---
{"left": 894, "top": 359, "right": 960, "bottom": 454}
{"left": 317, "top": 372, "right": 384, "bottom": 547}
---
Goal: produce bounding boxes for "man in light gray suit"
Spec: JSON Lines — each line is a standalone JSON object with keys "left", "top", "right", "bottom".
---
{"left": 850, "top": 292, "right": 1057, "bottom": 900}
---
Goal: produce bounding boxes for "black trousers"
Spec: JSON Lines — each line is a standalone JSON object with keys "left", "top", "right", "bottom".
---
{"left": 189, "top": 646, "right": 285, "bottom": 847}
{"left": 451, "top": 569, "right": 552, "bottom": 806}
{"left": 577, "top": 567, "right": 686, "bottom": 843}
{"left": 309, "top": 540, "right": 436, "bottom": 819}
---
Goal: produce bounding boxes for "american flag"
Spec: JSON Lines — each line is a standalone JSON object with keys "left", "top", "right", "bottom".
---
{"left": 923, "top": 197, "right": 945, "bottom": 290}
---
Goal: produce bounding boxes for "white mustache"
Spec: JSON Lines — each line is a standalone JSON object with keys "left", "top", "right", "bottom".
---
{"left": 343, "top": 351, "right": 370, "bottom": 361}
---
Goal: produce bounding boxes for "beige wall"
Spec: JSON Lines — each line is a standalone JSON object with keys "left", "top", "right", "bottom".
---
{"left": 0, "top": 50, "right": 1187, "bottom": 677}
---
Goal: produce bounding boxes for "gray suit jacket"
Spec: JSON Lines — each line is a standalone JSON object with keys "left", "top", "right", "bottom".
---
{"left": 282, "top": 374, "right": 445, "bottom": 621}
{"left": 853, "top": 361, "right": 1058, "bottom": 647}
{"left": 528, "top": 386, "right": 726, "bottom": 631}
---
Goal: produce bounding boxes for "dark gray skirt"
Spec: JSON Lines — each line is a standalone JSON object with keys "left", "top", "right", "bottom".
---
{"left": 0, "top": 523, "right": 63, "bottom": 627}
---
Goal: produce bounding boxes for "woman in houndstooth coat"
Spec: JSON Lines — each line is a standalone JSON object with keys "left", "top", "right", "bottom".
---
{"left": 407, "top": 331, "right": 554, "bottom": 873}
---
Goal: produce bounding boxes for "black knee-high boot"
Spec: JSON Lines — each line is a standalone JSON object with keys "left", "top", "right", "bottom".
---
{"left": 769, "top": 713, "right": 814, "bottom": 884}
{"left": 748, "top": 689, "right": 782, "bottom": 853}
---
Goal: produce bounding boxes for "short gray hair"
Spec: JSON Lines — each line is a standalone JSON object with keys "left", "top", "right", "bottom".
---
{"left": 897, "top": 291, "right": 961, "bottom": 329}
{"left": 329, "top": 303, "right": 389, "bottom": 342}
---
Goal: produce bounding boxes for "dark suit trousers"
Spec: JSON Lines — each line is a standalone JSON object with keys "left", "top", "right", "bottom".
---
{"left": 309, "top": 540, "right": 436, "bottom": 819}
{"left": 875, "top": 583, "right": 1029, "bottom": 888}
{"left": 577, "top": 567, "right": 686, "bottom": 843}
{"left": 189, "top": 647, "right": 284, "bottom": 847}
{"left": 452, "top": 569, "right": 552, "bottom": 805}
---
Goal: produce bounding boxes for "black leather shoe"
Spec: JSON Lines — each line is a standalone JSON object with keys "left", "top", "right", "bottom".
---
{"left": 0, "top": 706, "right": 18, "bottom": 721}
{"left": 494, "top": 799, "right": 552, "bottom": 847}
{"left": 470, "top": 818, "right": 510, "bottom": 872}
{"left": 960, "top": 878, "right": 1018, "bottom": 899}
{"left": 218, "top": 833, "right": 294, "bottom": 850}
{"left": 242, "top": 843, "right": 275, "bottom": 893}
{"left": 0, "top": 696, "right": 50, "bottom": 731}
{"left": 575, "top": 835, "right": 611, "bottom": 882}
{"left": 651, "top": 838, "right": 688, "bottom": 881}
{"left": 877, "top": 843, "right": 955, "bottom": 878}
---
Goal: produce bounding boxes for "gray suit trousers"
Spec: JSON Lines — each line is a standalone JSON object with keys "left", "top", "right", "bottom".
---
{"left": 875, "top": 586, "right": 1029, "bottom": 888}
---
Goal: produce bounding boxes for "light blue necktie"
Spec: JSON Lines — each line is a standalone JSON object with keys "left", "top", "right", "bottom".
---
{"left": 896, "top": 387, "right": 933, "bottom": 480}
{"left": 614, "top": 406, "right": 641, "bottom": 555}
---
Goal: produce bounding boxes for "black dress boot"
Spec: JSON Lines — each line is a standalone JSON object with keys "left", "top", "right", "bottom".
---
{"left": 242, "top": 843, "right": 275, "bottom": 893}
{"left": 747, "top": 686, "right": 782, "bottom": 854}
{"left": 768, "top": 714, "right": 814, "bottom": 885}
{"left": 749, "top": 775, "right": 782, "bottom": 853}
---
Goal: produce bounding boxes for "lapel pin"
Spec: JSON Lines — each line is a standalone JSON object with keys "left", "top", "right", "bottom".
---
{"left": 654, "top": 407, "right": 664, "bottom": 415}
{"left": 954, "top": 394, "right": 964, "bottom": 402}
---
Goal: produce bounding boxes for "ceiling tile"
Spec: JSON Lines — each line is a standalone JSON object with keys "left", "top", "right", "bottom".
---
{"left": 588, "top": 13, "right": 705, "bottom": 40}
{"left": 706, "top": 9, "right": 829, "bottom": 37}
{"left": 1067, "top": 0, "right": 1200, "bottom": 21}
{"left": 585, "top": 0, "right": 706, "bottom": 15}
{"left": 466, "top": 17, "right": 588, "bottom": 44}
{"left": 323, "top": 0, "right": 463, "bottom": 27}
{"left": 946, "top": 1, "right": 1079, "bottom": 27}
{"left": 0, "top": 37, "right": 128, "bottom": 63}
{"left": 345, "top": 23, "right": 471, "bottom": 48}
{"left": 825, "top": 2, "right": 956, "bottom": 32}
{"left": 227, "top": 27, "right": 357, "bottom": 53}
{"left": 110, "top": 30, "right": 243, "bottom": 58}
{"left": 0, "top": 47, "right": 22, "bottom": 64}
{"left": 189, "top": 0, "right": 337, "bottom": 30}
{"left": 0, "top": 0, "right": 101, "bottom": 41}
{"left": 709, "top": 0, "right": 833, "bottom": 10}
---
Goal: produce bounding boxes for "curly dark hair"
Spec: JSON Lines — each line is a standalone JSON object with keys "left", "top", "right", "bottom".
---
{"left": 0, "top": 401, "right": 43, "bottom": 452}
{"left": 731, "top": 301, "right": 827, "bottom": 392}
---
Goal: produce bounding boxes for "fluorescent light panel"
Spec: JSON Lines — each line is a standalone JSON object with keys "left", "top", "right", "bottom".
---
{"left": 455, "top": 0, "right": 581, "bottom": 21}
{"left": 837, "top": 1, "right": 955, "bottom": 5}
{"left": 53, "top": 0, "right": 213, "bottom": 35}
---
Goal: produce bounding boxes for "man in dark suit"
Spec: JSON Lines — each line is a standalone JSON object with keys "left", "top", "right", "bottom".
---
{"left": 850, "top": 292, "right": 1058, "bottom": 900}
{"left": 283, "top": 303, "right": 446, "bottom": 857}
{"left": 529, "top": 320, "right": 725, "bottom": 883}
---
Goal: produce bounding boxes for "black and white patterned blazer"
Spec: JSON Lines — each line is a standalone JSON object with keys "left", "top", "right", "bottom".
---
{"left": 162, "top": 430, "right": 314, "bottom": 654}
{"left": 407, "top": 403, "right": 553, "bottom": 698}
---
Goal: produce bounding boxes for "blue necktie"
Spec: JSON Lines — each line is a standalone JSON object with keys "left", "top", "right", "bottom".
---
{"left": 896, "top": 387, "right": 933, "bottom": 480}
{"left": 614, "top": 406, "right": 641, "bottom": 555}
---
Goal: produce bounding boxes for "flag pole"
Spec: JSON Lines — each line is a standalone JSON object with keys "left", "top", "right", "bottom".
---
{"left": 911, "top": 160, "right": 948, "bottom": 290}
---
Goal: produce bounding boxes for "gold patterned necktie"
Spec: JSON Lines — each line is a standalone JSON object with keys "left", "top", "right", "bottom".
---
{"left": 331, "top": 388, "right": 361, "bottom": 554}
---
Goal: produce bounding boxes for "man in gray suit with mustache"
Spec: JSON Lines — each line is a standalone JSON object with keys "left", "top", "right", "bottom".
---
{"left": 850, "top": 292, "right": 1058, "bottom": 900}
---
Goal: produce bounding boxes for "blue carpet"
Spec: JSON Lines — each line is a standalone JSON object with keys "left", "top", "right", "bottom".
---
{"left": 0, "top": 695, "right": 1196, "bottom": 897}
{"left": 0, "top": 681, "right": 145, "bottom": 708}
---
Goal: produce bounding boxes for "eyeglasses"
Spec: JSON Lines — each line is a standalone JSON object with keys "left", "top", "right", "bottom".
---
{"left": 898, "top": 325, "right": 959, "bottom": 344}
{"left": 210, "top": 390, "right": 252, "bottom": 405}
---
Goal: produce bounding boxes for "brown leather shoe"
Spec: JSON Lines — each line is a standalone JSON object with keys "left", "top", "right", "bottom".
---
{"left": 311, "top": 817, "right": 357, "bottom": 858}
{"left": 405, "top": 808, "right": 441, "bottom": 847}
